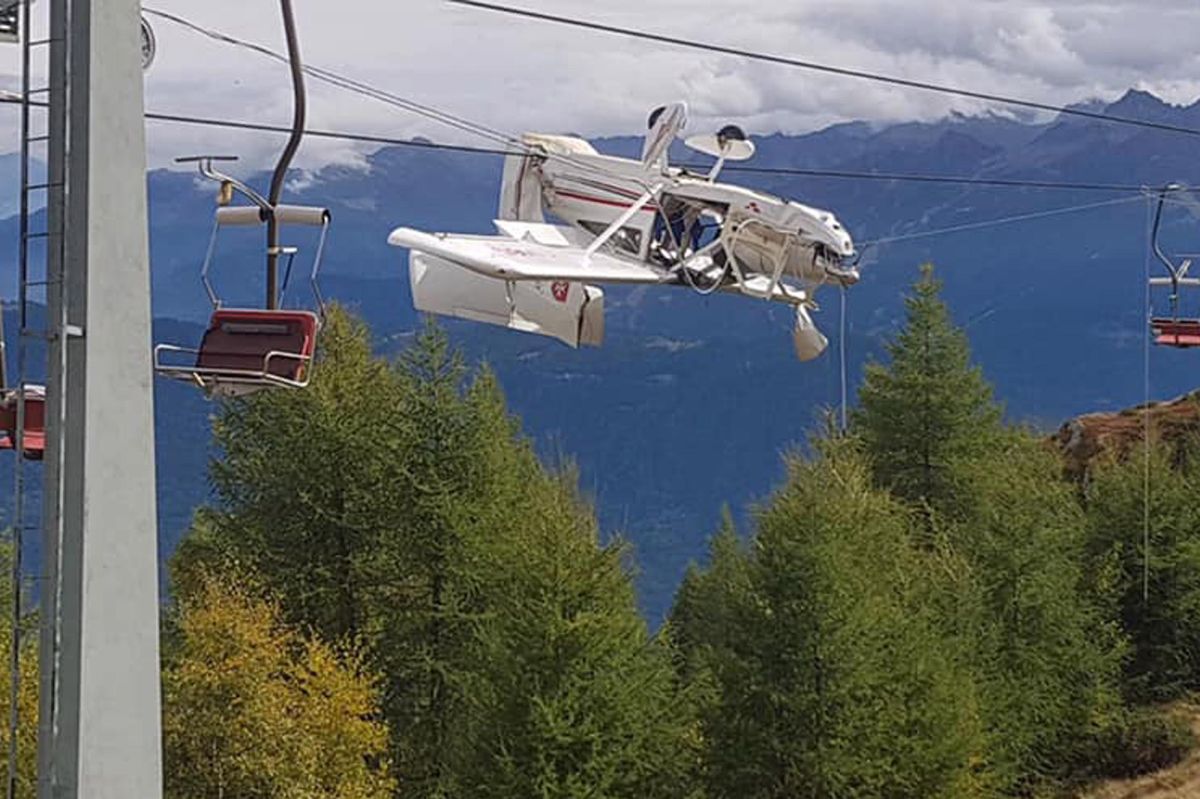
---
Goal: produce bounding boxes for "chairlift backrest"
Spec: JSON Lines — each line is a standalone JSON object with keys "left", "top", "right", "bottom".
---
{"left": 154, "top": 309, "right": 319, "bottom": 397}
{"left": 196, "top": 309, "right": 318, "bottom": 381}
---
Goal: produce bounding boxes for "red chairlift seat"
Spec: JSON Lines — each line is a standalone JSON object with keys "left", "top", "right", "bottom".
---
{"left": 1151, "top": 317, "right": 1200, "bottom": 348}
{"left": 154, "top": 309, "right": 319, "bottom": 397}
{"left": 0, "top": 385, "right": 46, "bottom": 460}
{"left": 152, "top": 195, "right": 330, "bottom": 397}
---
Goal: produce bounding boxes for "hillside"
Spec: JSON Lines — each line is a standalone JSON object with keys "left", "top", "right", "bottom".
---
{"left": 1054, "top": 393, "right": 1200, "bottom": 477}
{"left": 4, "top": 88, "right": 1200, "bottom": 618}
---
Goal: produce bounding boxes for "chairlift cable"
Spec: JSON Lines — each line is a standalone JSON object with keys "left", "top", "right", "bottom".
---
{"left": 131, "top": 10, "right": 1150, "bottom": 197}
{"left": 0, "top": 96, "right": 1158, "bottom": 246}
{"left": 447, "top": 0, "right": 1200, "bottom": 141}
{"left": 1142, "top": 194, "right": 1153, "bottom": 605}
{"left": 0, "top": 98, "right": 1152, "bottom": 195}
{"left": 858, "top": 195, "right": 1146, "bottom": 248}
{"left": 141, "top": 7, "right": 648, "bottom": 190}
{"left": 720, "top": 165, "right": 1143, "bottom": 194}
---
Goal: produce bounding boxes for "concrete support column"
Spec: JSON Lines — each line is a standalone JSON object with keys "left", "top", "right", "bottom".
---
{"left": 38, "top": 0, "right": 163, "bottom": 796}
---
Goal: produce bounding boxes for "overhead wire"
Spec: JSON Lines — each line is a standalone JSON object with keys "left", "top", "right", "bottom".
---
{"left": 0, "top": 95, "right": 1160, "bottom": 248}
{"left": 140, "top": 7, "right": 642, "bottom": 189}
{"left": 0, "top": 8, "right": 1167, "bottom": 252}
{"left": 129, "top": 10, "right": 1151, "bottom": 196}
{"left": 858, "top": 194, "right": 1148, "bottom": 248}
{"left": 447, "top": 0, "right": 1200, "bottom": 141}
{"left": 719, "top": 165, "right": 1143, "bottom": 194}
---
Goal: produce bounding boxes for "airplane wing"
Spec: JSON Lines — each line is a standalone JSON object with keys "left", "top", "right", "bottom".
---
{"left": 387, "top": 227, "right": 669, "bottom": 285}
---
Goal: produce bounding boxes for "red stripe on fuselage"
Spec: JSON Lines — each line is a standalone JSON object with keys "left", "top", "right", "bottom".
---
{"left": 553, "top": 189, "right": 659, "bottom": 212}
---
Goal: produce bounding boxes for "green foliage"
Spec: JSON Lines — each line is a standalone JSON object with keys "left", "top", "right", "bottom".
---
{"left": 174, "top": 308, "right": 698, "bottom": 799}
{"left": 459, "top": 471, "right": 703, "bottom": 799}
{"left": 853, "top": 264, "right": 1002, "bottom": 517}
{"left": 673, "top": 441, "right": 986, "bottom": 799}
{"left": 847, "top": 264, "right": 1132, "bottom": 792}
{"left": 0, "top": 543, "right": 38, "bottom": 799}
{"left": 162, "top": 571, "right": 395, "bottom": 799}
{"left": 1092, "top": 706, "right": 1194, "bottom": 779}
{"left": 1084, "top": 438, "right": 1200, "bottom": 701}
{"left": 949, "top": 436, "right": 1127, "bottom": 792}
{"left": 163, "top": 287, "right": 1200, "bottom": 798}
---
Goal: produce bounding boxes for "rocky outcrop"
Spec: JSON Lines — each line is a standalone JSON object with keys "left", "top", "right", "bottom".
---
{"left": 1052, "top": 393, "right": 1200, "bottom": 478}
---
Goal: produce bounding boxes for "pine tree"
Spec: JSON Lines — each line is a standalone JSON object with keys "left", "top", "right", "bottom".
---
{"left": 673, "top": 441, "right": 986, "bottom": 799}
{"left": 854, "top": 264, "right": 1002, "bottom": 517}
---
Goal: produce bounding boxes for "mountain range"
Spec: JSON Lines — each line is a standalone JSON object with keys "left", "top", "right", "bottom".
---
{"left": 2, "top": 88, "right": 1200, "bottom": 619}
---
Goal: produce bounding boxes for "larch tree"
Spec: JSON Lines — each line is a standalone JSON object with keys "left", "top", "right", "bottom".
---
{"left": 673, "top": 441, "right": 987, "bottom": 799}
{"left": 458, "top": 458, "right": 703, "bottom": 799}
{"left": 950, "top": 435, "right": 1127, "bottom": 793}
{"left": 853, "top": 264, "right": 1002, "bottom": 519}
{"left": 173, "top": 310, "right": 700, "bottom": 799}
{"left": 1084, "top": 438, "right": 1200, "bottom": 702}
{"left": 162, "top": 571, "right": 395, "bottom": 799}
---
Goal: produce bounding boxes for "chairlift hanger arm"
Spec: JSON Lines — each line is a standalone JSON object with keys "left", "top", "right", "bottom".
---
{"left": 266, "top": 0, "right": 308, "bottom": 310}
{"left": 176, "top": 155, "right": 271, "bottom": 210}
{"left": 1151, "top": 183, "right": 1187, "bottom": 279}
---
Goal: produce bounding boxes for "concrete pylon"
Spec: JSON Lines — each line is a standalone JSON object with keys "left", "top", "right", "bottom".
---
{"left": 37, "top": 0, "right": 163, "bottom": 796}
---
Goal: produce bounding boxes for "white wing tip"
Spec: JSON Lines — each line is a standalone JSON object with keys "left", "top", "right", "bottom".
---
{"left": 387, "top": 227, "right": 424, "bottom": 248}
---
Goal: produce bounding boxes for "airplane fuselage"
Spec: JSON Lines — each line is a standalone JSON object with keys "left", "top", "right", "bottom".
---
{"left": 499, "top": 133, "right": 858, "bottom": 291}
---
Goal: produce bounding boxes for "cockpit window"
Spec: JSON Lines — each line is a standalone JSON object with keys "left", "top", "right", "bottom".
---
{"left": 578, "top": 220, "right": 642, "bottom": 255}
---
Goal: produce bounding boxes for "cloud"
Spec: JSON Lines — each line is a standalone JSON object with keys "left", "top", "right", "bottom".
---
{"left": 1, "top": 0, "right": 1199, "bottom": 170}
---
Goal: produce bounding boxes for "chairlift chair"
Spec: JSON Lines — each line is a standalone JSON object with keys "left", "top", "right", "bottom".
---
{"left": 1147, "top": 185, "right": 1200, "bottom": 349}
{"left": 153, "top": 193, "right": 331, "bottom": 398}
{"left": 0, "top": 384, "right": 45, "bottom": 459}
{"left": 0, "top": 302, "right": 45, "bottom": 459}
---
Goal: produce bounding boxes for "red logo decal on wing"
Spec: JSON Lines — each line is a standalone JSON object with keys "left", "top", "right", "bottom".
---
{"left": 551, "top": 281, "right": 570, "bottom": 303}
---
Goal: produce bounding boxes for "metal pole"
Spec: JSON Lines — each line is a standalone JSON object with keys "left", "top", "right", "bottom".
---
{"left": 265, "top": 0, "right": 306, "bottom": 310}
{"left": 6, "top": 0, "right": 35, "bottom": 789}
{"left": 4, "top": 0, "right": 36, "bottom": 787}
{"left": 36, "top": 0, "right": 68, "bottom": 792}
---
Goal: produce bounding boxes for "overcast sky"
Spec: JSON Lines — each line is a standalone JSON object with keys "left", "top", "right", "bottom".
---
{"left": 2, "top": 0, "right": 1200, "bottom": 170}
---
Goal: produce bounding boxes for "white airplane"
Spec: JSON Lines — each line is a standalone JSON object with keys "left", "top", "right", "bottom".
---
{"left": 387, "top": 102, "right": 858, "bottom": 360}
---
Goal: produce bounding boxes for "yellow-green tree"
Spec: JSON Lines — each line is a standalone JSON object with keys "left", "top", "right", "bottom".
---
{"left": 162, "top": 572, "right": 394, "bottom": 799}
{"left": 0, "top": 543, "right": 38, "bottom": 799}
{"left": 176, "top": 311, "right": 703, "bottom": 798}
